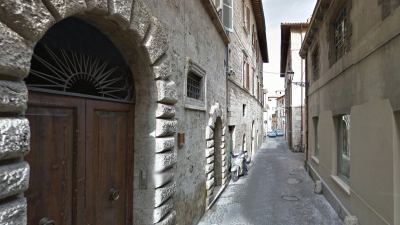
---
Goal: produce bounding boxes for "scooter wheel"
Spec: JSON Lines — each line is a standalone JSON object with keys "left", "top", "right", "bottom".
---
{"left": 232, "top": 170, "right": 239, "bottom": 182}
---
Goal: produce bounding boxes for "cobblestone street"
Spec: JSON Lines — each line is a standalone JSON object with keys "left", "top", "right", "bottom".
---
{"left": 198, "top": 138, "right": 343, "bottom": 225}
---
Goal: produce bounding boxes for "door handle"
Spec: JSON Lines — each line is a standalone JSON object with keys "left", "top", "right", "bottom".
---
{"left": 109, "top": 187, "right": 120, "bottom": 201}
{"left": 39, "top": 217, "right": 55, "bottom": 225}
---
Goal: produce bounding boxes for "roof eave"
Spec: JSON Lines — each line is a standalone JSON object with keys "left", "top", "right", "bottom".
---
{"left": 299, "top": 0, "right": 331, "bottom": 58}
{"left": 251, "top": 0, "right": 269, "bottom": 63}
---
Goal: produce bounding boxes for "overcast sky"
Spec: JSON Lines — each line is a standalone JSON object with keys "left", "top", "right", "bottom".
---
{"left": 262, "top": 0, "right": 316, "bottom": 95}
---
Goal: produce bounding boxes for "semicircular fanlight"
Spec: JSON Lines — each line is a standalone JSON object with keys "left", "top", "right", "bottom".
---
{"left": 26, "top": 17, "right": 134, "bottom": 103}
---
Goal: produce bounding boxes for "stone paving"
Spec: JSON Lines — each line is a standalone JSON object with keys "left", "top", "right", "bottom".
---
{"left": 197, "top": 137, "right": 343, "bottom": 225}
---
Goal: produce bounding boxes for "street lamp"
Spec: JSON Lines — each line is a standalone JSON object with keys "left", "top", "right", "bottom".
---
{"left": 286, "top": 69, "right": 294, "bottom": 81}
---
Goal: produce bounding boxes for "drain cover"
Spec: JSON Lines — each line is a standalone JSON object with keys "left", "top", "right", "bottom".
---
{"left": 287, "top": 178, "right": 302, "bottom": 184}
{"left": 281, "top": 195, "right": 299, "bottom": 201}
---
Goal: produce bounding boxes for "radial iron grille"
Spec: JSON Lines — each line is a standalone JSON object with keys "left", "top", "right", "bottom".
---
{"left": 26, "top": 17, "right": 134, "bottom": 102}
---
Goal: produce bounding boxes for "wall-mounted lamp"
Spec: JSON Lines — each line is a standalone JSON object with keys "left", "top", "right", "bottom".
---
{"left": 286, "top": 69, "right": 294, "bottom": 81}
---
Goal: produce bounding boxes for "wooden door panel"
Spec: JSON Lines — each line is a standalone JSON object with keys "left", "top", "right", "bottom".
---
{"left": 26, "top": 93, "right": 85, "bottom": 225}
{"left": 85, "top": 100, "right": 134, "bottom": 225}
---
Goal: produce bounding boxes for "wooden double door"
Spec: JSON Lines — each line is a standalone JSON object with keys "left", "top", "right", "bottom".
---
{"left": 25, "top": 92, "right": 134, "bottom": 225}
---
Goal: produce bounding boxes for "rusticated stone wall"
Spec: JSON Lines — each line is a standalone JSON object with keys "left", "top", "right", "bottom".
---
{"left": 0, "top": 1, "right": 178, "bottom": 225}
{"left": 204, "top": 103, "right": 228, "bottom": 207}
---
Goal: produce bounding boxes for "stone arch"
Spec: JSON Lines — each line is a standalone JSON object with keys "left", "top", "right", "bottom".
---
{"left": 0, "top": 1, "right": 177, "bottom": 225}
{"left": 205, "top": 102, "right": 228, "bottom": 207}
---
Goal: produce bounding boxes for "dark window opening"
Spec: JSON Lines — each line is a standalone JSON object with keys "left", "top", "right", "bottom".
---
{"left": 26, "top": 17, "right": 134, "bottom": 102}
{"left": 333, "top": 7, "right": 348, "bottom": 60}
{"left": 312, "top": 45, "right": 319, "bottom": 81}
{"left": 187, "top": 72, "right": 202, "bottom": 99}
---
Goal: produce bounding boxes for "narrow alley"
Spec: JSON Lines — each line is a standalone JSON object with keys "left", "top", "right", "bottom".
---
{"left": 198, "top": 138, "right": 342, "bottom": 225}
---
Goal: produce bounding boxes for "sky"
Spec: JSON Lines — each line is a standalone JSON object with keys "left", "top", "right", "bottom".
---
{"left": 262, "top": 0, "right": 317, "bottom": 95}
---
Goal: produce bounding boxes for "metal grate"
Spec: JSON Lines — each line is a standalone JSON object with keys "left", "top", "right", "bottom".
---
{"left": 334, "top": 8, "right": 348, "bottom": 60}
{"left": 187, "top": 72, "right": 202, "bottom": 99}
{"left": 312, "top": 45, "right": 319, "bottom": 81}
{"left": 26, "top": 17, "right": 134, "bottom": 102}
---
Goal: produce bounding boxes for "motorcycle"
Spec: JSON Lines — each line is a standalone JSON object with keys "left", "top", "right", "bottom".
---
{"left": 230, "top": 148, "right": 251, "bottom": 182}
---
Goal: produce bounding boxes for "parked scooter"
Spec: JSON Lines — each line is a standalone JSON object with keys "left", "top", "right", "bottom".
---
{"left": 230, "top": 148, "right": 251, "bottom": 182}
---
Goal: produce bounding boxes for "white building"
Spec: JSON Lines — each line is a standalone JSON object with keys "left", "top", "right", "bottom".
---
{"left": 280, "top": 22, "right": 308, "bottom": 150}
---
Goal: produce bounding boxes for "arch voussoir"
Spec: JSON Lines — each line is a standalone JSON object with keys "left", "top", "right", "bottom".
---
{"left": 129, "top": 0, "right": 152, "bottom": 41}
{"left": 0, "top": 0, "right": 55, "bottom": 42}
{"left": 0, "top": 22, "right": 33, "bottom": 79}
{"left": 144, "top": 17, "right": 169, "bottom": 65}
{"left": 42, "top": 0, "right": 87, "bottom": 20}
{"left": 108, "top": 0, "right": 133, "bottom": 22}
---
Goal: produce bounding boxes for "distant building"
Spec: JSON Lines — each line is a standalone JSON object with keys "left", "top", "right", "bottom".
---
{"left": 276, "top": 95, "right": 286, "bottom": 131}
{"left": 300, "top": 1, "right": 400, "bottom": 224}
{"left": 227, "top": 0, "right": 269, "bottom": 166}
{"left": 280, "top": 22, "right": 308, "bottom": 151}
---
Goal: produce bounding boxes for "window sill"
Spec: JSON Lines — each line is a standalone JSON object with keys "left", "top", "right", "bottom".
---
{"left": 331, "top": 175, "right": 351, "bottom": 196}
{"left": 311, "top": 156, "right": 320, "bottom": 165}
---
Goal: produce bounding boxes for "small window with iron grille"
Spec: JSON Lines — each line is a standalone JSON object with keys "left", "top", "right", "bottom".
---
{"left": 312, "top": 45, "right": 319, "bottom": 81}
{"left": 187, "top": 72, "right": 202, "bottom": 100}
{"left": 329, "top": 2, "right": 352, "bottom": 65}
{"left": 334, "top": 8, "right": 347, "bottom": 59}
{"left": 184, "top": 60, "right": 206, "bottom": 110}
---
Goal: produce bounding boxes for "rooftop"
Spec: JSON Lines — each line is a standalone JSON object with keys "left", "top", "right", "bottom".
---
{"left": 280, "top": 22, "right": 309, "bottom": 77}
{"left": 251, "top": 0, "right": 269, "bottom": 62}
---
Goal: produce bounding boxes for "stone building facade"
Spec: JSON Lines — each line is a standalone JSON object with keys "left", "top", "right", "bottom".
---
{"left": 276, "top": 95, "right": 285, "bottom": 131}
{"left": 300, "top": 0, "right": 400, "bottom": 224}
{"left": 0, "top": 0, "right": 250, "bottom": 225}
{"left": 281, "top": 23, "right": 308, "bottom": 151}
{"left": 227, "top": 0, "right": 268, "bottom": 163}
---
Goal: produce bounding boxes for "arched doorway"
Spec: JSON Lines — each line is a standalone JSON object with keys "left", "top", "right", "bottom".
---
{"left": 213, "top": 117, "right": 223, "bottom": 190}
{"left": 205, "top": 103, "right": 227, "bottom": 207}
{"left": 24, "top": 17, "right": 134, "bottom": 225}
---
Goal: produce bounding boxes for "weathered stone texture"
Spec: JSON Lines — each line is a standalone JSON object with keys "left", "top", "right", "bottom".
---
{"left": 206, "top": 177, "right": 214, "bottom": 190}
{"left": 206, "top": 156, "right": 214, "bottom": 164}
{"left": 153, "top": 57, "right": 172, "bottom": 80}
{"left": 205, "top": 127, "right": 214, "bottom": 140}
{"left": 0, "top": 118, "right": 30, "bottom": 160}
{"left": 129, "top": 0, "right": 152, "bottom": 41}
{"left": 206, "top": 171, "right": 214, "bottom": 180}
{"left": 154, "top": 181, "right": 176, "bottom": 207}
{"left": 109, "top": 0, "right": 133, "bottom": 21}
{"left": 205, "top": 147, "right": 214, "bottom": 157}
{"left": 156, "top": 104, "right": 176, "bottom": 119}
{"left": 0, "top": 198, "right": 27, "bottom": 225}
{"left": 156, "top": 80, "right": 178, "bottom": 105}
{"left": 154, "top": 171, "right": 174, "bottom": 188}
{"left": 153, "top": 198, "right": 173, "bottom": 223}
{"left": 0, "top": 23, "right": 33, "bottom": 78}
{"left": 44, "top": 0, "right": 86, "bottom": 19}
{"left": 155, "top": 119, "right": 177, "bottom": 137}
{"left": 144, "top": 17, "right": 168, "bottom": 64}
{"left": 206, "top": 140, "right": 214, "bottom": 148}
{"left": 0, "top": 0, "right": 54, "bottom": 41}
{"left": 0, "top": 162, "right": 29, "bottom": 199}
{"left": 344, "top": 216, "right": 359, "bottom": 225}
{"left": 155, "top": 210, "right": 176, "bottom": 225}
{"left": 85, "top": 0, "right": 107, "bottom": 10}
{"left": 154, "top": 150, "right": 177, "bottom": 172}
{"left": 155, "top": 137, "right": 175, "bottom": 153}
{"left": 0, "top": 81, "right": 28, "bottom": 113}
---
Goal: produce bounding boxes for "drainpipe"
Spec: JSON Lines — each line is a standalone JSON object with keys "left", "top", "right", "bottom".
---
{"left": 304, "top": 53, "right": 309, "bottom": 170}
{"left": 300, "top": 29, "right": 304, "bottom": 153}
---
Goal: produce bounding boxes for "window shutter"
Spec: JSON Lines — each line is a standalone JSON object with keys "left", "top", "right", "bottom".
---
{"left": 223, "top": 0, "right": 233, "bottom": 31}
